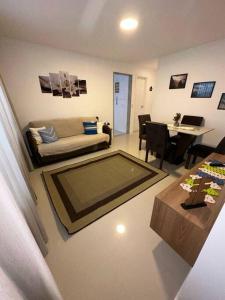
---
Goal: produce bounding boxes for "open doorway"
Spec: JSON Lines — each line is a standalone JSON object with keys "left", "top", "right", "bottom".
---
{"left": 113, "top": 72, "right": 132, "bottom": 136}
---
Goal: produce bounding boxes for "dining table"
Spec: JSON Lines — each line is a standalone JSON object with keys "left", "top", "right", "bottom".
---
{"left": 142, "top": 122, "right": 214, "bottom": 137}
{"left": 142, "top": 122, "right": 214, "bottom": 164}
{"left": 166, "top": 123, "right": 214, "bottom": 137}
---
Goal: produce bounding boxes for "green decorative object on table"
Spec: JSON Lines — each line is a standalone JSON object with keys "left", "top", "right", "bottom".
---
{"left": 180, "top": 160, "right": 225, "bottom": 209}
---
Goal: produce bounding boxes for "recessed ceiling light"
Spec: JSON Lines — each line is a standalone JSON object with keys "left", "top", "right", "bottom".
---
{"left": 120, "top": 18, "right": 138, "bottom": 31}
{"left": 116, "top": 224, "right": 126, "bottom": 234}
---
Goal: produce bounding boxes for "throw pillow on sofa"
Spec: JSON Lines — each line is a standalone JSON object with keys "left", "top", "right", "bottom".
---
{"left": 29, "top": 127, "right": 46, "bottom": 145}
{"left": 38, "top": 127, "right": 58, "bottom": 143}
{"left": 83, "top": 121, "right": 98, "bottom": 135}
{"left": 97, "top": 122, "right": 103, "bottom": 134}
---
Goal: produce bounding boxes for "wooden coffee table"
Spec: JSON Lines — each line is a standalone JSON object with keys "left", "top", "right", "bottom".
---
{"left": 150, "top": 153, "right": 225, "bottom": 266}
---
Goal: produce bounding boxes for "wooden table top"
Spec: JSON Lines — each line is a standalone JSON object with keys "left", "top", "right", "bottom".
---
{"left": 156, "top": 153, "right": 225, "bottom": 232}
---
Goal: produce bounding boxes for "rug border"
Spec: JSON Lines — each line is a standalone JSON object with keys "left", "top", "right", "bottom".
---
{"left": 42, "top": 150, "right": 168, "bottom": 234}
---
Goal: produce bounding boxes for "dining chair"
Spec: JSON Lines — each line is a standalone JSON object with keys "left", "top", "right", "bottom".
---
{"left": 185, "top": 137, "right": 225, "bottom": 169}
{"left": 145, "top": 121, "right": 170, "bottom": 169}
{"left": 138, "top": 114, "right": 151, "bottom": 150}
{"left": 169, "top": 115, "right": 204, "bottom": 164}
{"left": 167, "top": 134, "right": 197, "bottom": 165}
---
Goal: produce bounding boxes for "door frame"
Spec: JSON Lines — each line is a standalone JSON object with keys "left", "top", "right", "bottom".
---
{"left": 113, "top": 72, "right": 133, "bottom": 135}
{"left": 134, "top": 76, "right": 147, "bottom": 131}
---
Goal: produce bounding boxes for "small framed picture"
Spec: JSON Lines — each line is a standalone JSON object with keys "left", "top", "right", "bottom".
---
{"left": 59, "top": 71, "right": 71, "bottom": 98}
{"left": 49, "top": 73, "right": 62, "bottom": 96}
{"left": 218, "top": 93, "right": 225, "bottom": 110}
{"left": 115, "top": 82, "right": 120, "bottom": 93}
{"left": 79, "top": 80, "right": 87, "bottom": 94}
{"left": 169, "top": 73, "right": 188, "bottom": 89}
{"left": 191, "top": 81, "right": 216, "bottom": 98}
{"left": 39, "top": 76, "right": 52, "bottom": 93}
{"left": 70, "top": 75, "right": 80, "bottom": 97}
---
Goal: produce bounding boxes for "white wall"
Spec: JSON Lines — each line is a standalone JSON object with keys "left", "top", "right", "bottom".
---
{"left": 175, "top": 204, "right": 225, "bottom": 300}
{"left": 0, "top": 38, "right": 155, "bottom": 132}
{"left": 152, "top": 39, "right": 225, "bottom": 146}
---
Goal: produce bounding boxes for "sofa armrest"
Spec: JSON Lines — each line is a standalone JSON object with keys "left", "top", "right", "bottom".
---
{"left": 102, "top": 124, "right": 112, "bottom": 146}
{"left": 26, "top": 130, "right": 41, "bottom": 164}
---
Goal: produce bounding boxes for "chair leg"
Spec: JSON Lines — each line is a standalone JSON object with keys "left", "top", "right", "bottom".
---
{"left": 139, "top": 138, "right": 142, "bottom": 150}
{"left": 145, "top": 149, "right": 149, "bottom": 162}
{"left": 192, "top": 155, "right": 197, "bottom": 164}
{"left": 185, "top": 153, "right": 192, "bottom": 169}
{"left": 159, "top": 157, "right": 164, "bottom": 170}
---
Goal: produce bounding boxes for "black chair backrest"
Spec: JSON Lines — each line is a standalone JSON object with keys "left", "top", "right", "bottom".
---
{"left": 181, "top": 115, "right": 203, "bottom": 126}
{"left": 138, "top": 114, "right": 151, "bottom": 137}
{"left": 216, "top": 137, "right": 225, "bottom": 154}
{"left": 138, "top": 114, "right": 151, "bottom": 126}
{"left": 145, "top": 122, "right": 169, "bottom": 155}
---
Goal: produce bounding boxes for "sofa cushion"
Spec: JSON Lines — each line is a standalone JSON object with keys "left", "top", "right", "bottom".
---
{"left": 52, "top": 118, "right": 84, "bottom": 138}
{"left": 83, "top": 121, "right": 97, "bottom": 135}
{"left": 97, "top": 122, "right": 103, "bottom": 134}
{"left": 38, "top": 127, "right": 58, "bottom": 144}
{"left": 37, "top": 133, "right": 109, "bottom": 157}
{"left": 29, "top": 127, "right": 46, "bottom": 145}
{"left": 29, "top": 117, "right": 97, "bottom": 138}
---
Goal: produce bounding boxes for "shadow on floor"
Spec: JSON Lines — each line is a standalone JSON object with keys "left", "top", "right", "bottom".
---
{"left": 147, "top": 157, "right": 187, "bottom": 178}
{"left": 152, "top": 241, "right": 191, "bottom": 300}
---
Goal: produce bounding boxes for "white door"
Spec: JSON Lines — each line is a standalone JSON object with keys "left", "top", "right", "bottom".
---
{"left": 134, "top": 77, "right": 147, "bottom": 131}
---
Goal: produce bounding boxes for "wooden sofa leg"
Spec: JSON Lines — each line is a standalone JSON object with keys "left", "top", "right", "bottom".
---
{"left": 185, "top": 153, "right": 192, "bottom": 169}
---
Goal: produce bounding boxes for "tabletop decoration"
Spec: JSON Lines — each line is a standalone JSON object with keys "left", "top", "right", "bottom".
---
{"left": 180, "top": 160, "right": 225, "bottom": 209}
{"left": 173, "top": 113, "right": 181, "bottom": 127}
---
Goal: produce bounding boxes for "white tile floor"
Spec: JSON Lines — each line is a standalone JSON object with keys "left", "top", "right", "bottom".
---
{"left": 113, "top": 129, "right": 126, "bottom": 136}
{"left": 30, "top": 132, "right": 191, "bottom": 300}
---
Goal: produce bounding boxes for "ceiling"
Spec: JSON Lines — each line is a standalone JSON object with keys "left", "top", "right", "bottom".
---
{"left": 0, "top": 0, "right": 225, "bottom": 63}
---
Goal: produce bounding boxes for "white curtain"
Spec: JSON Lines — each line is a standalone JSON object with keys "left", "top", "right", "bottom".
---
{"left": 0, "top": 77, "right": 48, "bottom": 255}
{"left": 0, "top": 172, "right": 62, "bottom": 300}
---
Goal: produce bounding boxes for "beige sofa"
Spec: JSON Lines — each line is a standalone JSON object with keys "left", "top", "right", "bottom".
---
{"left": 26, "top": 117, "right": 111, "bottom": 166}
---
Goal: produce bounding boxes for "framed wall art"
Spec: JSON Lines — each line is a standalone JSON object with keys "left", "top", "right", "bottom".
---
{"left": 70, "top": 75, "right": 80, "bottom": 97}
{"left": 49, "top": 73, "right": 62, "bottom": 96}
{"left": 115, "top": 82, "right": 120, "bottom": 93}
{"left": 217, "top": 93, "right": 225, "bottom": 110}
{"left": 39, "top": 71, "right": 88, "bottom": 98}
{"left": 169, "top": 73, "right": 188, "bottom": 89}
{"left": 39, "top": 76, "right": 52, "bottom": 93}
{"left": 191, "top": 81, "right": 216, "bottom": 98}
{"left": 79, "top": 80, "right": 87, "bottom": 94}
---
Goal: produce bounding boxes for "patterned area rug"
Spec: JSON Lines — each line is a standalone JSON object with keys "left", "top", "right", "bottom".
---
{"left": 42, "top": 150, "right": 167, "bottom": 234}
